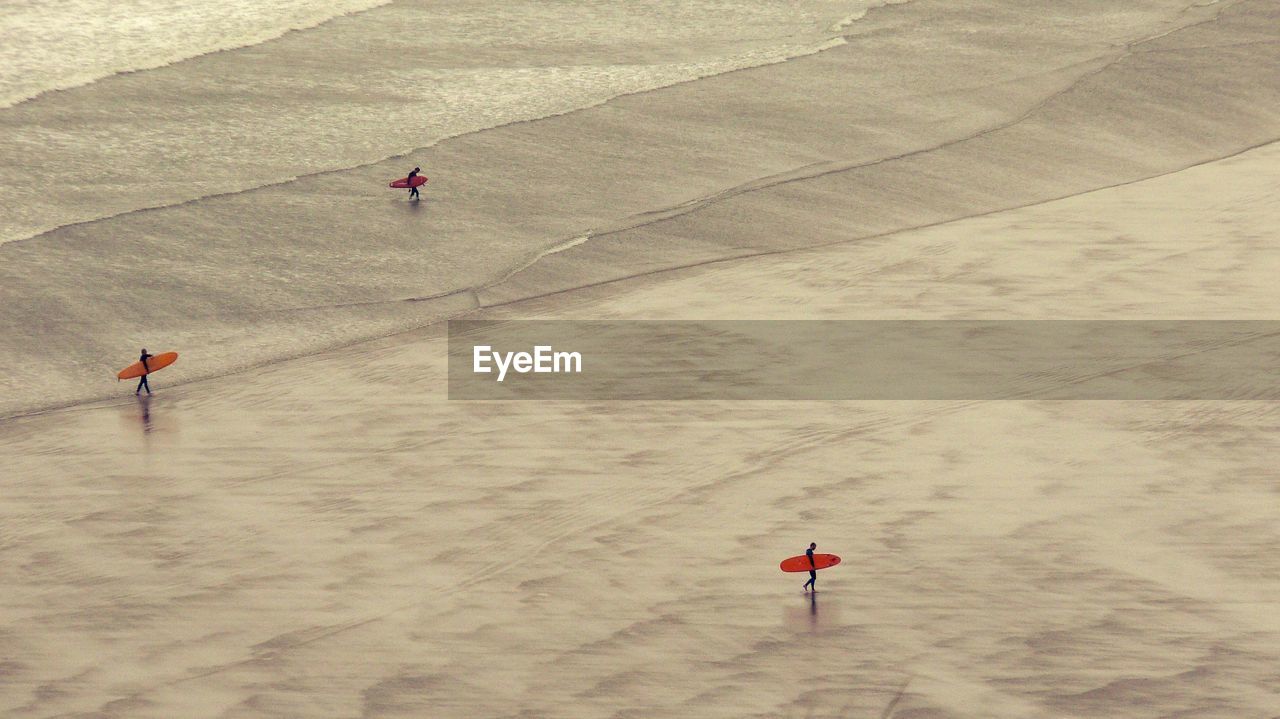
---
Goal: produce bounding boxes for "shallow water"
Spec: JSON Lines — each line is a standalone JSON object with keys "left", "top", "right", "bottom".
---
{"left": 2, "top": 0, "right": 1277, "bottom": 421}
{"left": 0, "top": 0, "right": 875, "bottom": 244}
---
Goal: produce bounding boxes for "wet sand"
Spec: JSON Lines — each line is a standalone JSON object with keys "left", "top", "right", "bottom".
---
{"left": 3, "top": 134, "right": 1278, "bottom": 717}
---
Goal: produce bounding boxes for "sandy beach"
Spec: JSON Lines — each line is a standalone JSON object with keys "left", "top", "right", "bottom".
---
{"left": 3, "top": 0, "right": 1279, "bottom": 717}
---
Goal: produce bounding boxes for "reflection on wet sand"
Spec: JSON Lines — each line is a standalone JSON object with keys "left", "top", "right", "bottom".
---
{"left": 783, "top": 591, "right": 842, "bottom": 635}
{"left": 117, "top": 394, "right": 179, "bottom": 444}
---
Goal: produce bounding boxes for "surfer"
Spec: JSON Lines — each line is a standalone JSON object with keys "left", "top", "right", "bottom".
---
{"left": 803, "top": 542, "right": 818, "bottom": 593}
{"left": 135, "top": 349, "right": 153, "bottom": 395}
{"left": 406, "top": 167, "right": 422, "bottom": 200}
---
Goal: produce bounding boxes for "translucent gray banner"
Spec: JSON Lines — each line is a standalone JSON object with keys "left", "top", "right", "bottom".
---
{"left": 447, "top": 321, "right": 1280, "bottom": 400}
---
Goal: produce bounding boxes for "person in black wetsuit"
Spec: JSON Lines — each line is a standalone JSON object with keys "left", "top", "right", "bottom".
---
{"left": 803, "top": 542, "right": 818, "bottom": 593}
{"left": 135, "top": 348, "right": 153, "bottom": 395}
{"left": 406, "top": 167, "right": 422, "bottom": 200}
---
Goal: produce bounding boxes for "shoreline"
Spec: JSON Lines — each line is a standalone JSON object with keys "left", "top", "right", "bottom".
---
{"left": 4, "top": 0, "right": 1279, "bottom": 418}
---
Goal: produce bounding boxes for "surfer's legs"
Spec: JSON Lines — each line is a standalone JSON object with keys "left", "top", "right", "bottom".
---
{"left": 135, "top": 375, "right": 150, "bottom": 395}
{"left": 409, "top": 185, "right": 419, "bottom": 200}
{"left": 803, "top": 571, "right": 816, "bottom": 592}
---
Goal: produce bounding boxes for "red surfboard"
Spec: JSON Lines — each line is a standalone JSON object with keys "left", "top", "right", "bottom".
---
{"left": 117, "top": 352, "right": 178, "bottom": 380}
{"left": 389, "top": 176, "right": 427, "bottom": 189}
{"left": 780, "top": 554, "right": 841, "bottom": 572}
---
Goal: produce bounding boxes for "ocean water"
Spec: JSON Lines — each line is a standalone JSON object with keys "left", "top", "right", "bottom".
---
{"left": 3, "top": 0, "right": 1275, "bottom": 418}
{"left": 0, "top": 0, "right": 394, "bottom": 108}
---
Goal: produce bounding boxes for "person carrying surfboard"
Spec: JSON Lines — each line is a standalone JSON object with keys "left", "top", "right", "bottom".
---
{"left": 803, "top": 542, "right": 818, "bottom": 593}
{"left": 135, "top": 349, "right": 153, "bottom": 395}
{"left": 406, "top": 167, "right": 422, "bottom": 200}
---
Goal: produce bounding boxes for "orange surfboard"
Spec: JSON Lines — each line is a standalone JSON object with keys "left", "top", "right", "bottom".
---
{"left": 117, "top": 352, "right": 178, "bottom": 380}
{"left": 780, "top": 554, "right": 841, "bottom": 572}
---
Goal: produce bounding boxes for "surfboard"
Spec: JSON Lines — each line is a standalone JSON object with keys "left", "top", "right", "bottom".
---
{"left": 117, "top": 352, "right": 178, "bottom": 380}
{"left": 780, "top": 554, "right": 841, "bottom": 572}
{"left": 389, "top": 176, "right": 427, "bottom": 189}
